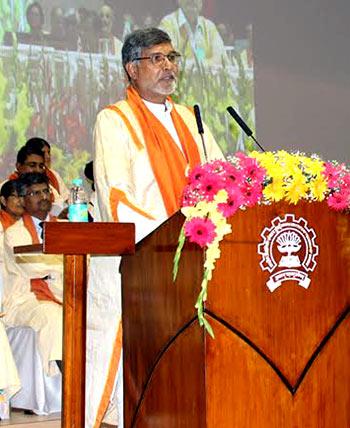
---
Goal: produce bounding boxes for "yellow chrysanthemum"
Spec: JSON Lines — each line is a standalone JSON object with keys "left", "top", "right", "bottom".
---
{"left": 300, "top": 156, "right": 324, "bottom": 176}
{"left": 285, "top": 174, "right": 309, "bottom": 204}
{"left": 309, "top": 176, "right": 328, "bottom": 201}
{"left": 263, "top": 177, "right": 285, "bottom": 201}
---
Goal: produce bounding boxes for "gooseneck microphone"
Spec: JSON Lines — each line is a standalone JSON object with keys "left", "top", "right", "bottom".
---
{"left": 226, "top": 106, "right": 265, "bottom": 152}
{"left": 194, "top": 104, "right": 208, "bottom": 161}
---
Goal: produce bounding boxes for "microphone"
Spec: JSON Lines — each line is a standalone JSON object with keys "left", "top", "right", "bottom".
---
{"left": 193, "top": 104, "right": 208, "bottom": 161}
{"left": 226, "top": 106, "right": 265, "bottom": 152}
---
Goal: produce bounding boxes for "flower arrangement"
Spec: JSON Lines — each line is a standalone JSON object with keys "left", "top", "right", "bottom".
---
{"left": 173, "top": 150, "right": 350, "bottom": 336}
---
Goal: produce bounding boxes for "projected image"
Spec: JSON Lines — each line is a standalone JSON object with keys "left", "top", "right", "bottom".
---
{"left": 0, "top": 0, "right": 254, "bottom": 182}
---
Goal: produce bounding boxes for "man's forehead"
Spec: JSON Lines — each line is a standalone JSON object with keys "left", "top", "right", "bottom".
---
{"left": 27, "top": 182, "right": 48, "bottom": 191}
{"left": 25, "top": 154, "right": 44, "bottom": 162}
{"left": 142, "top": 43, "right": 175, "bottom": 54}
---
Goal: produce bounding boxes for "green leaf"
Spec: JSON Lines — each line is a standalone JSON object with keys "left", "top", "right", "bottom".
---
{"left": 172, "top": 226, "right": 186, "bottom": 282}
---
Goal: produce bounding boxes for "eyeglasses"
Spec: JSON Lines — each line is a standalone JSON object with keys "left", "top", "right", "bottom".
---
{"left": 133, "top": 51, "right": 182, "bottom": 67}
{"left": 25, "top": 188, "right": 51, "bottom": 198}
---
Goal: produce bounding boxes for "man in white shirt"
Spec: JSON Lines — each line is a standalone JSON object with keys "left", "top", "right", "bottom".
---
{"left": 159, "top": 0, "right": 229, "bottom": 66}
{"left": 3, "top": 172, "right": 63, "bottom": 376}
{"left": 91, "top": 27, "right": 223, "bottom": 428}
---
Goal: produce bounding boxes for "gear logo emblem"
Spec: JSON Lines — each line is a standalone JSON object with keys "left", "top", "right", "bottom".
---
{"left": 258, "top": 214, "right": 319, "bottom": 292}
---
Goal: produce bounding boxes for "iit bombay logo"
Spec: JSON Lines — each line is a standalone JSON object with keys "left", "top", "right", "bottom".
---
{"left": 258, "top": 214, "right": 319, "bottom": 292}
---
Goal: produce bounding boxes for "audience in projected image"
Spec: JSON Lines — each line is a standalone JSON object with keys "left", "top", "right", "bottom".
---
{"left": 1, "top": 1, "right": 246, "bottom": 65}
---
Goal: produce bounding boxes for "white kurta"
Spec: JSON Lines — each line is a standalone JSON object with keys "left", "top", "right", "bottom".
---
{"left": 88, "top": 98, "right": 223, "bottom": 428}
{"left": 159, "top": 8, "right": 229, "bottom": 66}
{"left": 2, "top": 219, "right": 63, "bottom": 376}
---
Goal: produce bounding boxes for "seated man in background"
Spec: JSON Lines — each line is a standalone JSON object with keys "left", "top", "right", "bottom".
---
{"left": 2, "top": 172, "right": 63, "bottom": 375}
{"left": 0, "top": 180, "right": 24, "bottom": 306}
{"left": 8, "top": 143, "right": 67, "bottom": 217}
{"left": 0, "top": 181, "right": 22, "bottom": 419}
{"left": 25, "top": 137, "right": 69, "bottom": 216}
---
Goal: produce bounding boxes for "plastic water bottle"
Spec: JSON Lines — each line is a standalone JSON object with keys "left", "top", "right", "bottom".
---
{"left": 68, "top": 178, "right": 88, "bottom": 222}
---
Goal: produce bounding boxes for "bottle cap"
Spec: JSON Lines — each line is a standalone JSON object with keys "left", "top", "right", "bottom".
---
{"left": 72, "top": 178, "right": 83, "bottom": 186}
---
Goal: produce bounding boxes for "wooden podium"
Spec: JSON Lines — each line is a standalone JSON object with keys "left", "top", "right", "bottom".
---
{"left": 15, "top": 222, "right": 135, "bottom": 428}
{"left": 121, "top": 201, "right": 349, "bottom": 427}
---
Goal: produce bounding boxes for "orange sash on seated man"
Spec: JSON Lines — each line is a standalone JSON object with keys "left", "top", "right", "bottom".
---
{"left": 21, "top": 214, "right": 62, "bottom": 305}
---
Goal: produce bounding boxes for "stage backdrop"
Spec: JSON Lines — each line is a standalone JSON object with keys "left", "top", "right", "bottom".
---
{"left": 0, "top": 0, "right": 348, "bottom": 185}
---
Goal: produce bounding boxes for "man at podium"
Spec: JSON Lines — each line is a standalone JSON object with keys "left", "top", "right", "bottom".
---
{"left": 90, "top": 27, "right": 223, "bottom": 427}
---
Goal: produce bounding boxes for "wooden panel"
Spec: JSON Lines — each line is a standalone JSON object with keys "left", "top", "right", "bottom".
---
{"left": 208, "top": 201, "right": 350, "bottom": 386}
{"left": 42, "top": 222, "right": 135, "bottom": 255}
{"left": 122, "top": 203, "right": 349, "bottom": 427}
{"left": 206, "top": 315, "right": 349, "bottom": 427}
{"left": 133, "top": 322, "right": 205, "bottom": 428}
{"left": 121, "top": 213, "right": 204, "bottom": 427}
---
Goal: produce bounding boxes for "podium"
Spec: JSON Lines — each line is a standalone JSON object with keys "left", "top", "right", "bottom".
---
{"left": 15, "top": 222, "right": 135, "bottom": 428}
{"left": 121, "top": 201, "right": 349, "bottom": 427}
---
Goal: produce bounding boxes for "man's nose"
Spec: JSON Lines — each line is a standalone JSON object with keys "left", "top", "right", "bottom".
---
{"left": 163, "top": 57, "right": 174, "bottom": 70}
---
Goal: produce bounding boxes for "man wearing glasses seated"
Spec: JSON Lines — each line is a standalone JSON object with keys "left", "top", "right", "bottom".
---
{"left": 92, "top": 27, "right": 223, "bottom": 427}
{"left": 2, "top": 172, "right": 63, "bottom": 376}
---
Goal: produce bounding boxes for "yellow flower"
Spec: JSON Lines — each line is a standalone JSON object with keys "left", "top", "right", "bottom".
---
{"left": 285, "top": 173, "right": 308, "bottom": 204}
{"left": 263, "top": 177, "right": 285, "bottom": 201}
{"left": 300, "top": 156, "right": 324, "bottom": 176}
{"left": 214, "top": 189, "right": 228, "bottom": 204}
{"left": 309, "top": 176, "right": 327, "bottom": 201}
{"left": 204, "top": 241, "right": 221, "bottom": 273}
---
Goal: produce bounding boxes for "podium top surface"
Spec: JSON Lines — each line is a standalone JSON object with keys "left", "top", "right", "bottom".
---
{"left": 14, "top": 222, "right": 135, "bottom": 255}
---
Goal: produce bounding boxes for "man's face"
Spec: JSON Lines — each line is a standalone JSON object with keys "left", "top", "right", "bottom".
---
{"left": 23, "top": 182, "right": 52, "bottom": 219}
{"left": 178, "top": 0, "right": 202, "bottom": 24}
{"left": 28, "top": 5, "right": 43, "bottom": 30}
{"left": 100, "top": 5, "right": 113, "bottom": 36}
{"left": 17, "top": 154, "right": 45, "bottom": 174}
{"left": 0, "top": 192, "right": 24, "bottom": 219}
{"left": 126, "top": 43, "right": 179, "bottom": 104}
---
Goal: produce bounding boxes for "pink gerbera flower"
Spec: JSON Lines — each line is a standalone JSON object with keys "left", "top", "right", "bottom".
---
{"left": 322, "top": 162, "right": 343, "bottom": 188}
{"left": 188, "top": 164, "right": 206, "bottom": 184}
{"left": 198, "top": 172, "right": 223, "bottom": 201}
{"left": 218, "top": 187, "right": 244, "bottom": 217}
{"left": 184, "top": 217, "right": 216, "bottom": 247}
{"left": 327, "top": 189, "right": 350, "bottom": 211}
{"left": 240, "top": 182, "right": 263, "bottom": 207}
{"left": 223, "top": 163, "right": 245, "bottom": 189}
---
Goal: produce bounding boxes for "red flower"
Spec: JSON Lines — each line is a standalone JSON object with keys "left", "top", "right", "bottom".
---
{"left": 184, "top": 217, "right": 216, "bottom": 247}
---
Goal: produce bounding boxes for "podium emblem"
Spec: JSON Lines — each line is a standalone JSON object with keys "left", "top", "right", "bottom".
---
{"left": 258, "top": 214, "right": 319, "bottom": 292}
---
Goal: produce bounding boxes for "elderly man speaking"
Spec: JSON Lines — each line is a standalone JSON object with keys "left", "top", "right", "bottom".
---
{"left": 90, "top": 27, "right": 223, "bottom": 427}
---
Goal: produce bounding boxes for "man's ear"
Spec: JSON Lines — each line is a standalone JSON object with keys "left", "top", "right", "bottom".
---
{"left": 15, "top": 162, "right": 22, "bottom": 173}
{"left": 125, "top": 62, "right": 138, "bottom": 81}
{"left": 0, "top": 196, "right": 7, "bottom": 208}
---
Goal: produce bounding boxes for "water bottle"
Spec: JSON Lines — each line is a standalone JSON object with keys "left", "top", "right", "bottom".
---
{"left": 68, "top": 178, "right": 88, "bottom": 222}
